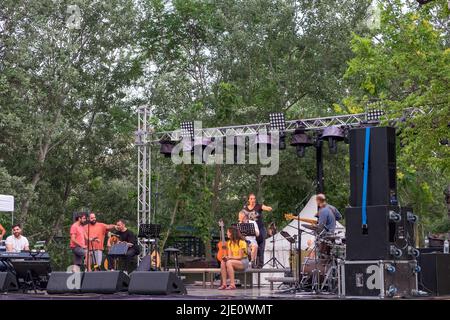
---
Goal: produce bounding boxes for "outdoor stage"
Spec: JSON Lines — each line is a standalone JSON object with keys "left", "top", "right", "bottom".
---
{"left": 1, "top": 286, "right": 449, "bottom": 300}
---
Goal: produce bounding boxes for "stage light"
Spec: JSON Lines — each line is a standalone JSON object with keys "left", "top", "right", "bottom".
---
{"left": 269, "top": 112, "right": 286, "bottom": 132}
{"left": 321, "top": 126, "right": 345, "bottom": 154}
{"left": 367, "top": 109, "right": 385, "bottom": 122}
{"left": 180, "top": 121, "right": 194, "bottom": 139}
{"left": 269, "top": 112, "right": 286, "bottom": 150}
{"left": 290, "top": 129, "right": 313, "bottom": 158}
{"left": 159, "top": 139, "right": 177, "bottom": 158}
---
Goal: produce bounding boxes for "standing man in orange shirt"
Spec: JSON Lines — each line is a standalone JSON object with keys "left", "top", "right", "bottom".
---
{"left": 70, "top": 213, "right": 87, "bottom": 272}
{"left": 0, "top": 223, "right": 6, "bottom": 241}
{"left": 84, "top": 213, "right": 116, "bottom": 271}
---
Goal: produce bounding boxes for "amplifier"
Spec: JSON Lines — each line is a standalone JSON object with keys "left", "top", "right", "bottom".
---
{"left": 338, "top": 260, "right": 419, "bottom": 298}
{"left": 417, "top": 253, "right": 450, "bottom": 296}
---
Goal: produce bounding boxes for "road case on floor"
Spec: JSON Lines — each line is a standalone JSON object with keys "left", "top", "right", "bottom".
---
{"left": 338, "top": 260, "right": 418, "bottom": 298}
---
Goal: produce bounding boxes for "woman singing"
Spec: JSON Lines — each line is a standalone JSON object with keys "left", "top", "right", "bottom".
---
{"left": 243, "top": 193, "right": 272, "bottom": 268}
{"left": 218, "top": 227, "right": 249, "bottom": 290}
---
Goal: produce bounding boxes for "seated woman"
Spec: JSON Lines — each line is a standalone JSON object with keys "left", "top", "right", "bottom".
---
{"left": 238, "top": 211, "right": 259, "bottom": 267}
{"left": 219, "top": 227, "right": 249, "bottom": 290}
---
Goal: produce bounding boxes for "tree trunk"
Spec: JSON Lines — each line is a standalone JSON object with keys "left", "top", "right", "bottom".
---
{"left": 160, "top": 198, "right": 180, "bottom": 251}
{"left": 19, "top": 140, "right": 50, "bottom": 226}
{"left": 46, "top": 171, "right": 73, "bottom": 244}
{"left": 19, "top": 109, "right": 62, "bottom": 226}
{"left": 46, "top": 110, "right": 97, "bottom": 243}
{"left": 206, "top": 164, "right": 222, "bottom": 260}
{"left": 445, "top": 184, "right": 450, "bottom": 220}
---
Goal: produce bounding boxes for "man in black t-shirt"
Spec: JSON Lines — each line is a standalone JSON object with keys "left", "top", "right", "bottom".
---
{"left": 113, "top": 219, "right": 139, "bottom": 272}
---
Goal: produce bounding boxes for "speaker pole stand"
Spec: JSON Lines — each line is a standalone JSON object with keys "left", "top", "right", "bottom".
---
{"left": 263, "top": 235, "right": 284, "bottom": 269}
{"left": 315, "top": 138, "right": 324, "bottom": 194}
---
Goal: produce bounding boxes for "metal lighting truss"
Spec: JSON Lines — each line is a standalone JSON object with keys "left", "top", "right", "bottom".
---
{"left": 135, "top": 106, "right": 152, "bottom": 262}
{"left": 135, "top": 106, "right": 428, "bottom": 261}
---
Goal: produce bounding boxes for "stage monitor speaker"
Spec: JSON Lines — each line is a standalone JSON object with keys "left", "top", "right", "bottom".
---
{"left": 345, "top": 205, "right": 418, "bottom": 260}
{"left": 349, "top": 126, "right": 397, "bottom": 207}
{"left": 128, "top": 271, "right": 187, "bottom": 295}
{"left": 80, "top": 271, "right": 129, "bottom": 294}
{"left": 0, "top": 272, "right": 18, "bottom": 292}
{"left": 418, "top": 253, "right": 450, "bottom": 296}
{"left": 47, "top": 272, "right": 85, "bottom": 294}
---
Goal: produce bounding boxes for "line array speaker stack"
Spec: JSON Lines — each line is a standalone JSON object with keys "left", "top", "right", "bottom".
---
{"left": 342, "top": 126, "right": 419, "bottom": 298}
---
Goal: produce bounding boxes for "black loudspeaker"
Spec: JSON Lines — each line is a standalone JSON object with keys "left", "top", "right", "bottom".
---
{"left": 418, "top": 253, "right": 450, "bottom": 296}
{"left": 128, "top": 271, "right": 187, "bottom": 295}
{"left": 47, "top": 272, "right": 85, "bottom": 294}
{"left": 345, "top": 205, "right": 419, "bottom": 261}
{"left": 80, "top": 271, "right": 129, "bottom": 293}
{"left": 349, "top": 126, "right": 397, "bottom": 207}
{"left": 0, "top": 272, "right": 18, "bottom": 292}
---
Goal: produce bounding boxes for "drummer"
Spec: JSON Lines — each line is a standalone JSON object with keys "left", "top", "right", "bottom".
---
{"left": 316, "top": 194, "right": 336, "bottom": 235}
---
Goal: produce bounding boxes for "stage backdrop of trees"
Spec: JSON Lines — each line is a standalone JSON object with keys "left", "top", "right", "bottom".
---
{"left": 0, "top": 0, "right": 448, "bottom": 269}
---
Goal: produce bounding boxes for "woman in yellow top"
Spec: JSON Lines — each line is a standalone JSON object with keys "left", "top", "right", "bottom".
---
{"left": 218, "top": 227, "right": 249, "bottom": 290}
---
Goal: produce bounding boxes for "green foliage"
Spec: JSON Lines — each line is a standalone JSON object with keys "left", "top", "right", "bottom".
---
{"left": 1, "top": 0, "right": 448, "bottom": 269}
{"left": 344, "top": 0, "right": 450, "bottom": 234}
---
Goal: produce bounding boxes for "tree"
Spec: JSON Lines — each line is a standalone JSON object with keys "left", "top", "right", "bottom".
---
{"left": 343, "top": 0, "right": 450, "bottom": 233}
{"left": 0, "top": 0, "right": 142, "bottom": 267}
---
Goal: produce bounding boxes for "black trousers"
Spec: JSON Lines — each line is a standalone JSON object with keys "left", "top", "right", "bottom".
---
{"left": 256, "top": 228, "right": 266, "bottom": 267}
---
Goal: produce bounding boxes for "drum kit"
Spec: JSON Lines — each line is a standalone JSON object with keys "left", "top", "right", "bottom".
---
{"left": 283, "top": 223, "right": 345, "bottom": 294}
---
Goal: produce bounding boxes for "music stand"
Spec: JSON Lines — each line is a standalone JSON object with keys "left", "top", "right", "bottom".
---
{"left": 138, "top": 223, "right": 161, "bottom": 239}
{"left": 107, "top": 242, "right": 128, "bottom": 271}
{"left": 236, "top": 223, "right": 256, "bottom": 237}
{"left": 10, "top": 260, "right": 51, "bottom": 293}
{"left": 263, "top": 228, "right": 285, "bottom": 269}
{"left": 109, "top": 242, "right": 129, "bottom": 256}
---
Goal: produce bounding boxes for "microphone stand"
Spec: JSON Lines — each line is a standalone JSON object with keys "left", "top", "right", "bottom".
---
{"left": 86, "top": 216, "right": 91, "bottom": 272}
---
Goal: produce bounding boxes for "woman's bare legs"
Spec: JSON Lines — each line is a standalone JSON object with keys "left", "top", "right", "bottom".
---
{"left": 226, "top": 260, "right": 245, "bottom": 287}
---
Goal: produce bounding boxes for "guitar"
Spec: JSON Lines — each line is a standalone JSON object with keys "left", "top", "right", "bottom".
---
{"left": 150, "top": 250, "right": 161, "bottom": 269}
{"left": 284, "top": 213, "right": 318, "bottom": 225}
{"left": 216, "top": 219, "right": 228, "bottom": 262}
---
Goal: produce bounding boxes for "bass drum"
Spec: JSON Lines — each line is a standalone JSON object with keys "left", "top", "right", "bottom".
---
{"left": 300, "top": 258, "right": 330, "bottom": 289}
{"left": 301, "top": 258, "right": 329, "bottom": 276}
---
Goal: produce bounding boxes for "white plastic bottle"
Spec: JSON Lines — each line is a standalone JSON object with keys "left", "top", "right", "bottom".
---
{"left": 444, "top": 238, "right": 449, "bottom": 254}
{"left": 424, "top": 237, "right": 429, "bottom": 248}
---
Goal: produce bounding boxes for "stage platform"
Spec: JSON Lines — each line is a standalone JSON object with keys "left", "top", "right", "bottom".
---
{"left": 1, "top": 285, "right": 449, "bottom": 300}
